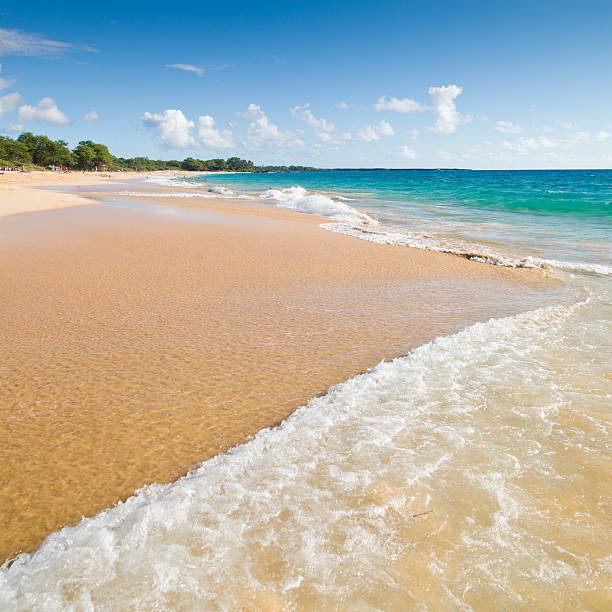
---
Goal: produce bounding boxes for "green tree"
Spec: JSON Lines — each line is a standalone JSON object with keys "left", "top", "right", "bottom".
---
{"left": 0, "top": 136, "right": 32, "bottom": 165}
{"left": 73, "top": 142, "right": 96, "bottom": 169}
{"left": 73, "top": 140, "right": 113, "bottom": 170}
{"left": 181, "top": 157, "right": 203, "bottom": 171}
{"left": 226, "top": 157, "right": 255, "bottom": 172}
{"left": 17, "top": 132, "right": 73, "bottom": 167}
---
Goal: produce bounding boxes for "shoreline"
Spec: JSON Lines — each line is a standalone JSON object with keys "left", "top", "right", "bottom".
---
{"left": 0, "top": 173, "right": 564, "bottom": 562}
{"left": 0, "top": 170, "right": 229, "bottom": 217}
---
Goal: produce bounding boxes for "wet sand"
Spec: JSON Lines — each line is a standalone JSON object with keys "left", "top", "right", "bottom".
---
{"left": 0, "top": 169, "right": 214, "bottom": 217}
{"left": 0, "top": 187, "right": 562, "bottom": 561}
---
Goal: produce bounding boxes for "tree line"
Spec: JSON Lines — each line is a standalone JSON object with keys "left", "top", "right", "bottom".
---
{"left": 0, "top": 132, "right": 317, "bottom": 173}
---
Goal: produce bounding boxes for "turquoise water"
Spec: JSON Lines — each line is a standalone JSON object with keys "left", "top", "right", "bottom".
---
{"left": 194, "top": 169, "right": 612, "bottom": 272}
{"left": 2, "top": 170, "right": 611, "bottom": 609}
{"left": 199, "top": 169, "right": 612, "bottom": 218}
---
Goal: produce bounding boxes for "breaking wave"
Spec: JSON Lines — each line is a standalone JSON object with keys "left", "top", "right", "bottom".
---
{"left": 259, "top": 186, "right": 377, "bottom": 225}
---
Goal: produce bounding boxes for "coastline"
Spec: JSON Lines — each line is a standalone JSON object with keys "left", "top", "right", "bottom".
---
{"left": 0, "top": 170, "right": 226, "bottom": 217}
{"left": 0, "top": 173, "right": 563, "bottom": 562}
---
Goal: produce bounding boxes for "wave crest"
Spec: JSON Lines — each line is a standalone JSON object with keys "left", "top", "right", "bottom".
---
{"left": 260, "top": 186, "right": 377, "bottom": 225}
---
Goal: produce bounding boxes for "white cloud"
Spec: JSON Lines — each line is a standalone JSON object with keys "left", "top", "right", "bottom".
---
{"left": 0, "top": 28, "right": 95, "bottom": 57}
{"left": 438, "top": 151, "right": 458, "bottom": 161}
{"left": 334, "top": 101, "right": 348, "bottom": 109}
{"left": 566, "top": 130, "right": 610, "bottom": 144}
{"left": 141, "top": 109, "right": 196, "bottom": 149}
{"left": 239, "top": 103, "right": 303, "bottom": 147}
{"left": 374, "top": 95, "right": 427, "bottom": 113}
{"left": 0, "top": 77, "right": 14, "bottom": 92}
{"left": 197, "top": 115, "right": 234, "bottom": 149}
{"left": 290, "top": 103, "right": 338, "bottom": 142}
{"left": 503, "top": 136, "right": 557, "bottom": 153}
{"left": 18, "top": 97, "right": 70, "bottom": 124}
{"left": 0, "top": 92, "right": 20, "bottom": 116}
{"left": 83, "top": 110, "right": 99, "bottom": 122}
{"left": 496, "top": 120, "right": 522, "bottom": 134}
{"left": 166, "top": 63, "right": 205, "bottom": 77}
{"left": 407, "top": 128, "right": 419, "bottom": 142}
{"left": 503, "top": 130, "right": 610, "bottom": 155}
{"left": 400, "top": 146, "right": 418, "bottom": 160}
{"left": 3, "top": 122, "right": 23, "bottom": 133}
{"left": 560, "top": 121, "right": 574, "bottom": 129}
{"left": 428, "top": 85, "right": 471, "bottom": 134}
{"left": 355, "top": 120, "right": 394, "bottom": 141}
{"left": 236, "top": 103, "right": 264, "bottom": 120}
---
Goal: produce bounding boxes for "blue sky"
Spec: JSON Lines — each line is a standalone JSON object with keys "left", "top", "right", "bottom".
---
{"left": 1, "top": 0, "right": 611, "bottom": 168}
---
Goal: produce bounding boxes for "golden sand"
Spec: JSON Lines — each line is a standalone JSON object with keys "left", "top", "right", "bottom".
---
{"left": 0, "top": 183, "right": 559, "bottom": 561}
{"left": 0, "top": 169, "right": 214, "bottom": 217}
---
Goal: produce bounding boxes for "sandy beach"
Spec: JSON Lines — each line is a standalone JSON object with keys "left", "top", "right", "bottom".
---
{"left": 0, "top": 170, "right": 210, "bottom": 217}
{"left": 0, "top": 173, "right": 561, "bottom": 562}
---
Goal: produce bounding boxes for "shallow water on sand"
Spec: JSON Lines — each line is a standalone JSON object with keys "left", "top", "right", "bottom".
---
{"left": 1, "top": 172, "right": 610, "bottom": 609}
{"left": 1, "top": 272, "right": 608, "bottom": 610}
{"left": 0, "top": 200, "right": 558, "bottom": 565}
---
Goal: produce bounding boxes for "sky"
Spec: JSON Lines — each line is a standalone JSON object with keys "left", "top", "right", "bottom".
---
{"left": 1, "top": 0, "right": 611, "bottom": 169}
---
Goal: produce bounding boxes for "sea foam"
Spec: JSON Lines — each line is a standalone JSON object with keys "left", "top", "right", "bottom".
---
{"left": 260, "top": 186, "right": 377, "bottom": 225}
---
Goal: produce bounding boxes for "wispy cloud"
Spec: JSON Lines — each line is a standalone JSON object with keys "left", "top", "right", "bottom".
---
{"left": 18, "top": 97, "right": 70, "bottom": 124}
{"left": 3, "top": 121, "right": 23, "bottom": 133}
{"left": 400, "top": 145, "right": 419, "bottom": 160}
{"left": 502, "top": 129, "right": 611, "bottom": 154}
{"left": 334, "top": 101, "right": 348, "bottom": 110}
{"left": 0, "top": 92, "right": 20, "bottom": 116}
{"left": 83, "top": 110, "right": 99, "bottom": 122}
{"left": 0, "top": 28, "right": 96, "bottom": 57}
{"left": 165, "top": 63, "right": 231, "bottom": 77}
{"left": 503, "top": 136, "right": 558, "bottom": 153}
{"left": 291, "top": 103, "right": 336, "bottom": 142}
{"left": 166, "top": 63, "right": 205, "bottom": 77}
{"left": 355, "top": 120, "right": 394, "bottom": 141}
{"left": 496, "top": 120, "right": 522, "bottom": 134}
{"left": 374, "top": 95, "right": 427, "bottom": 113}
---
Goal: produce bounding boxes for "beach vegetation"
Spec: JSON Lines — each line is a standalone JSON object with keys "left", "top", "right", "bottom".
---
{"left": 0, "top": 131, "right": 317, "bottom": 173}
{"left": 15, "top": 133, "right": 74, "bottom": 167}
{"left": 73, "top": 141, "right": 113, "bottom": 170}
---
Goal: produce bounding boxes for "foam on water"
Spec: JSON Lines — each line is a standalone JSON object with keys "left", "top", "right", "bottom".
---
{"left": 144, "top": 175, "right": 200, "bottom": 189}
{"left": 260, "top": 186, "right": 377, "bottom": 225}
{"left": 144, "top": 175, "right": 235, "bottom": 194}
{"left": 321, "top": 221, "right": 612, "bottom": 276}
{"left": 2, "top": 282, "right": 610, "bottom": 610}
{"left": 117, "top": 191, "right": 217, "bottom": 198}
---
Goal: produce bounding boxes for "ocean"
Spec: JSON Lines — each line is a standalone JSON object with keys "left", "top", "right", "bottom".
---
{"left": 1, "top": 170, "right": 610, "bottom": 609}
